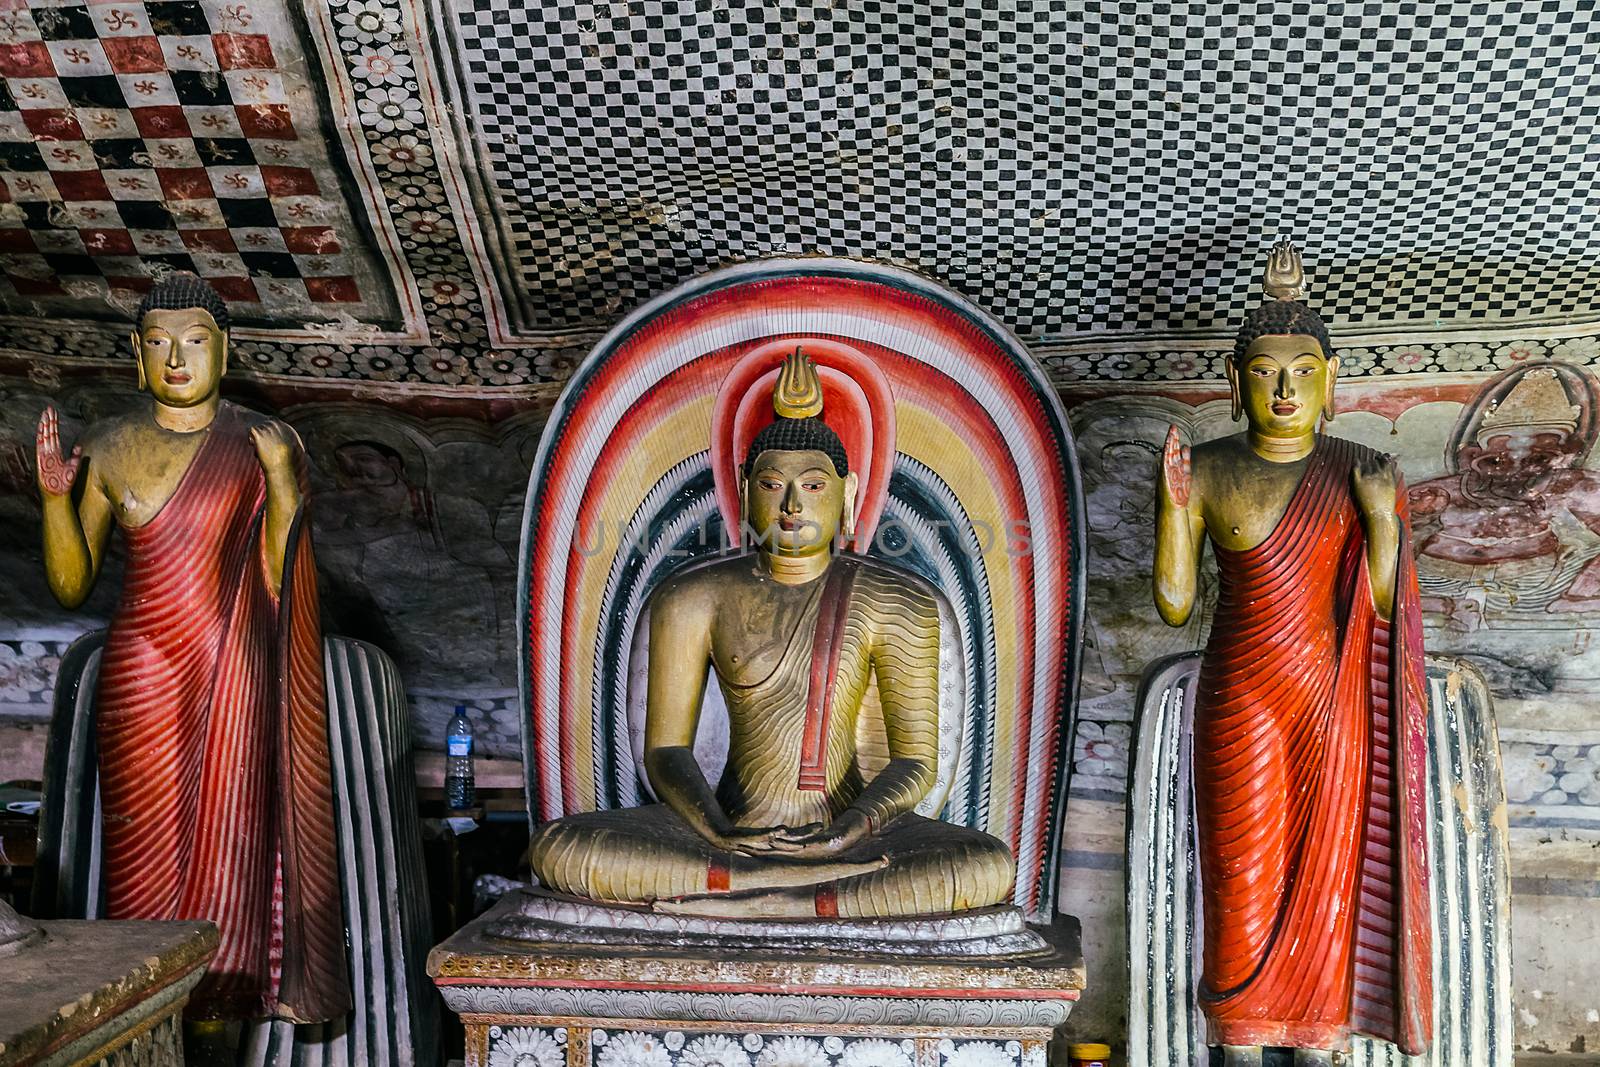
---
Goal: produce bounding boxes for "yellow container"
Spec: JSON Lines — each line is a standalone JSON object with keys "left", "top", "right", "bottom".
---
{"left": 1067, "top": 1043, "right": 1112, "bottom": 1067}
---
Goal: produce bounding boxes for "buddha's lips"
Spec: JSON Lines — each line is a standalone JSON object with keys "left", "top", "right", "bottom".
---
{"left": 164, "top": 371, "right": 192, "bottom": 385}
{"left": 1271, "top": 401, "right": 1299, "bottom": 415}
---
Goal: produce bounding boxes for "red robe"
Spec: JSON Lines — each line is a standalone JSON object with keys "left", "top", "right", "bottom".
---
{"left": 95, "top": 402, "right": 349, "bottom": 1022}
{"left": 1194, "top": 434, "right": 1432, "bottom": 1053}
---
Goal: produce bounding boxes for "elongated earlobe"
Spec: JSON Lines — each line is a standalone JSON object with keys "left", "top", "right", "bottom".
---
{"left": 737, "top": 472, "right": 748, "bottom": 545}
{"left": 841, "top": 471, "right": 859, "bottom": 544}
{"left": 130, "top": 331, "right": 146, "bottom": 392}
{"left": 1225, "top": 361, "right": 1242, "bottom": 422}
{"left": 1324, "top": 356, "right": 1339, "bottom": 423}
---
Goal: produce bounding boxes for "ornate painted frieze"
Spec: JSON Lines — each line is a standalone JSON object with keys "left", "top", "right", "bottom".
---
{"left": 480, "top": 1025, "right": 1047, "bottom": 1067}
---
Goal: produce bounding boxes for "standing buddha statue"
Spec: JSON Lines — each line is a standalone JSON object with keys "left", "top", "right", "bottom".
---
{"left": 528, "top": 351, "right": 1016, "bottom": 919}
{"left": 35, "top": 275, "right": 349, "bottom": 1023}
{"left": 1152, "top": 244, "right": 1433, "bottom": 1063}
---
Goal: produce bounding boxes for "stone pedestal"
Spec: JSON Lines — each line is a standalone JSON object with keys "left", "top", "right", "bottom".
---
{"left": 0, "top": 918, "right": 218, "bottom": 1067}
{"left": 428, "top": 893, "right": 1084, "bottom": 1067}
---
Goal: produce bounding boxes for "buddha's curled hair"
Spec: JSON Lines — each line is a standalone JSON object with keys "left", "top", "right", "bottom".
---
{"left": 1232, "top": 299, "right": 1331, "bottom": 366}
{"left": 136, "top": 273, "right": 230, "bottom": 333}
{"left": 743, "top": 416, "right": 850, "bottom": 478}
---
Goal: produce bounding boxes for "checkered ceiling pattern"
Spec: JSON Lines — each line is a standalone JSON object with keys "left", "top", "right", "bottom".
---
{"left": 451, "top": 0, "right": 1600, "bottom": 341}
{"left": 4, "top": 0, "right": 1600, "bottom": 386}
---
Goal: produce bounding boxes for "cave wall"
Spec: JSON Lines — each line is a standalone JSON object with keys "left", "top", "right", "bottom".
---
{"left": 1, "top": 0, "right": 1599, "bottom": 1055}
{"left": 6, "top": 355, "right": 1600, "bottom": 1053}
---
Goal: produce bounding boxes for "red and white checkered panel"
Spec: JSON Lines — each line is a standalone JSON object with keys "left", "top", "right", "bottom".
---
{"left": 0, "top": 0, "right": 385, "bottom": 323}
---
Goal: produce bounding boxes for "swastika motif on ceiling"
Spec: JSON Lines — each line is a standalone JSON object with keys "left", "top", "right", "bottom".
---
{"left": 443, "top": 0, "right": 1600, "bottom": 343}
{"left": 0, "top": 0, "right": 402, "bottom": 328}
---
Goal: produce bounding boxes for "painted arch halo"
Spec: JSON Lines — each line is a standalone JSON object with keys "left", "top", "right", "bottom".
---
{"left": 516, "top": 257, "right": 1086, "bottom": 915}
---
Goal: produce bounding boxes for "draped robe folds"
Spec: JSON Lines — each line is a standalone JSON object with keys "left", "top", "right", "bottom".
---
{"left": 1193, "top": 435, "right": 1432, "bottom": 1054}
{"left": 95, "top": 402, "right": 350, "bottom": 1022}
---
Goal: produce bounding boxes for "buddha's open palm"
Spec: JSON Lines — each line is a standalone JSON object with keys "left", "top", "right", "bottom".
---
{"left": 1161, "top": 425, "right": 1191, "bottom": 509}
{"left": 36, "top": 407, "right": 82, "bottom": 498}
{"left": 249, "top": 420, "right": 298, "bottom": 474}
{"left": 1353, "top": 453, "right": 1399, "bottom": 520}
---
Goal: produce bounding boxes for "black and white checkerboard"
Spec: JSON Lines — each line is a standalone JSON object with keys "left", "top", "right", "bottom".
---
{"left": 448, "top": 0, "right": 1600, "bottom": 342}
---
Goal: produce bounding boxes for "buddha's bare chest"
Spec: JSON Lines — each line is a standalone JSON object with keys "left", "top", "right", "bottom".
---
{"left": 709, "top": 572, "right": 874, "bottom": 691}
{"left": 707, "top": 579, "right": 818, "bottom": 685}
{"left": 95, "top": 428, "right": 213, "bottom": 528}
{"left": 1201, "top": 460, "right": 1318, "bottom": 552}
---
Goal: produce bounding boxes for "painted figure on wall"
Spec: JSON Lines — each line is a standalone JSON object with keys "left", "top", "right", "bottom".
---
{"left": 1152, "top": 245, "right": 1432, "bottom": 1061}
{"left": 1410, "top": 361, "right": 1600, "bottom": 627}
{"left": 34, "top": 275, "right": 349, "bottom": 1022}
{"left": 528, "top": 350, "right": 1015, "bottom": 919}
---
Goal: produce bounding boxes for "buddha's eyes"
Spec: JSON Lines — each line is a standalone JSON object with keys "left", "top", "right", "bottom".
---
{"left": 1293, "top": 365, "right": 1315, "bottom": 376}
{"left": 755, "top": 474, "right": 828, "bottom": 492}
{"left": 1250, "top": 366, "right": 1273, "bottom": 377}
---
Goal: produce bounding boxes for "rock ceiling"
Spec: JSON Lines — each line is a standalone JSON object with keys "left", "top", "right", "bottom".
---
{"left": 0, "top": 0, "right": 1597, "bottom": 389}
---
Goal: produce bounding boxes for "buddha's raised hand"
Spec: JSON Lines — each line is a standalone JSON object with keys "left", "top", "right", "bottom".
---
{"left": 1161, "top": 425, "right": 1191, "bottom": 509}
{"left": 36, "top": 407, "right": 83, "bottom": 498}
{"left": 1352, "top": 453, "right": 1399, "bottom": 522}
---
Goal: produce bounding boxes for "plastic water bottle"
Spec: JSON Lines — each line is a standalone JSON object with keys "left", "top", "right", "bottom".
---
{"left": 445, "top": 705, "right": 475, "bottom": 811}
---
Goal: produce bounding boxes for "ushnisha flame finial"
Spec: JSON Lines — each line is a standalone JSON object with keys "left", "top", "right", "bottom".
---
{"left": 1262, "top": 239, "right": 1308, "bottom": 302}
{"left": 773, "top": 346, "right": 825, "bottom": 419}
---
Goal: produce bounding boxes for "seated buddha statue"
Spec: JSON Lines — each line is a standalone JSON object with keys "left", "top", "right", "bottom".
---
{"left": 528, "top": 352, "right": 1015, "bottom": 919}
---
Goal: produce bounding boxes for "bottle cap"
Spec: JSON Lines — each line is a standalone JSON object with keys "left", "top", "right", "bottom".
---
{"left": 455, "top": 703, "right": 467, "bottom": 715}
{"left": 1068, "top": 1044, "right": 1111, "bottom": 1060}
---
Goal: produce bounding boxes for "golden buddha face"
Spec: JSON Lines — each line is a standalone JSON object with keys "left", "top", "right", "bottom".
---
{"left": 1232, "top": 333, "right": 1338, "bottom": 437}
{"left": 130, "top": 308, "right": 227, "bottom": 408}
{"left": 742, "top": 449, "right": 858, "bottom": 557}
